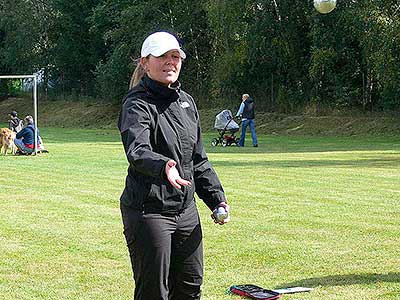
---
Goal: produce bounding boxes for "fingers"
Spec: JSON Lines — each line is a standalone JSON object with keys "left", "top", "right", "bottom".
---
{"left": 176, "top": 177, "right": 191, "bottom": 187}
{"left": 170, "top": 178, "right": 182, "bottom": 189}
{"left": 221, "top": 214, "right": 230, "bottom": 224}
{"left": 165, "top": 160, "right": 192, "bottom": 189}
{"left": 211, "top": 214, "right": 230, "bottom": 225}
{"left": 211, "top": 202, "right": 230, "bottom": 225}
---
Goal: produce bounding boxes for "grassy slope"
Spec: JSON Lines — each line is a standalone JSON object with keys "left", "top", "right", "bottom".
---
{"left": 0, "top": 128, "right": 399, "bottom": 300}
{"left": 1, "top": 97, "right": 399, "bottom": 135}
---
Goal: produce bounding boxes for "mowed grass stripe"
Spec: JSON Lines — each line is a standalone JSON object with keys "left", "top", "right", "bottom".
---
{"left": 0, "top": 129, "right": 399, "bottom": 300}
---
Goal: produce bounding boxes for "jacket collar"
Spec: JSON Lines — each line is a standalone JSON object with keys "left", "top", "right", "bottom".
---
{"left": 142, "top": 74, "right": 180, "bottom": 102}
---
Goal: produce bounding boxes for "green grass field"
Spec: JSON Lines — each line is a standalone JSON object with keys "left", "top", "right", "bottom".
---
{"left": 0, "top": 128, "right": 399, "bottom": 300}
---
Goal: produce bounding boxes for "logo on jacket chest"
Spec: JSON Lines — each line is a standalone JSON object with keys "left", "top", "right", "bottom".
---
{"left": 179, "top": 101, "right": 190, "bottom": 109}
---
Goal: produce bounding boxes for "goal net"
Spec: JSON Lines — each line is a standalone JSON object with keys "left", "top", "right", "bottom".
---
{"left": 0, "top": 75, "right": 39, "bottom": 154}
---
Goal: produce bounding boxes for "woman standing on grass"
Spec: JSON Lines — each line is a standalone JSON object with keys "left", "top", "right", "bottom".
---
{"left": 118, "top": 31, "right": 229, "bottom": 300}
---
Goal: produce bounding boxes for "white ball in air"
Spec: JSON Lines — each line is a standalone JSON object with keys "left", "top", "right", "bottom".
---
{"left": 314, "top": 0, "right": 337, "bottom": 14}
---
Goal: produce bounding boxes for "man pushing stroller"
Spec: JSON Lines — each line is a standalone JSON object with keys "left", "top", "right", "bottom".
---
{"left": 236, "top": 93, "right": 258, "bottom": 147}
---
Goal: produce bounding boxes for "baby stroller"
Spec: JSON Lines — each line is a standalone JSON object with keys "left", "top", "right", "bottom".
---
{"left": 211, "top": 109, "right": 240, "bottom": 147}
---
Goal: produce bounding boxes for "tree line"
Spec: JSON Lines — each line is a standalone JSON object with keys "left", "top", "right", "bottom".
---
{"left": 0, "top": 0, "right": 399, "bottom": 112}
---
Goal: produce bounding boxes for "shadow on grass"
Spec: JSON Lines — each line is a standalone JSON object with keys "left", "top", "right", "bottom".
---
{"left": 278, "top": 272, "right": 400, "bottom": 288}
{"left": 39, "top": 128, "right": 400, "bottom": 155}
{"left": 204, "top": 135, "right": 400, "bottom": 154}
{"left": 206, "top": 143, "right": 400, "bottom": 154}
{"left": 211, "top": 157, "right": 400, "bottom": 169}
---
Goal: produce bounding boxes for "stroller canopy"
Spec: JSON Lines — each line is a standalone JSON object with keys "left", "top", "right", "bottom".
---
{"left": 214, "top": 110, "right": 239, "bottom": 131}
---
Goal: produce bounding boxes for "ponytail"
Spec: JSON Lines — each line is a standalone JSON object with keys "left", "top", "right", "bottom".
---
{"left": 129, "top": 59, "right": 146, "bottom": 89}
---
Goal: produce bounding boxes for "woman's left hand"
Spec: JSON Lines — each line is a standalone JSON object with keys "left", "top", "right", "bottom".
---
{"left": 165, "top": 160, "right": 192, "bottom": 189}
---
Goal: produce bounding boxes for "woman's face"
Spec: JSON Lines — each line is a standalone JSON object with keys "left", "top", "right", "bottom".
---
{"left": 141, "top": 50, "right": 182, "bottom": 86}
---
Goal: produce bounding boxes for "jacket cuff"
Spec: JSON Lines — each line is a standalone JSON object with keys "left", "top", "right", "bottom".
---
{"left": 157, "top": 158, "right": 171, "bottom": 179}
{"left": 204, "top": 192, "right": 226, "bottom": 211}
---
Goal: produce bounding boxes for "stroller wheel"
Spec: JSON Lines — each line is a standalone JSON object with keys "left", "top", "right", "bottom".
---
{"left": 222, "top": 139, "right": 228, "bottom": 147}
{"left": 211, "top": 138, "right": 219, "bottom": 147}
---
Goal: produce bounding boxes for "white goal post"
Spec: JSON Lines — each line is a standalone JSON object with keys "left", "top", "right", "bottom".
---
{"left": 0, "top": 75, "right": 38, "bottom": 154}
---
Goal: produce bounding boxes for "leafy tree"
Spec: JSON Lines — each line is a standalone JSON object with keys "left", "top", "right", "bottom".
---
{"left": 49, "top": 0, "right": 105, "bottom": 97}
{"left": 0, "top": 0, "right": 36, "bottom": 72}
{"left": 91, "top": 0, "right": 213, "bottom": 104}
{"left": 0, "top": 0, "right": 398, "bottom": 111}
{"left": 310, "top": 0, "right": 400, "bottom": 111}
{"left": 206, "top": 0, "right": 311, "bottom": 112}
{"left": 0, "top": 0, "right": 57, "bottom": 97}
{"left": 358, "top": 0, "right": 400, "bottom": 110}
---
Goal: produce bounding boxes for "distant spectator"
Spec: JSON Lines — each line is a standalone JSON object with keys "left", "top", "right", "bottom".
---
{"left": 236, "top": 93, "right": 258, "bottom": 147}
{"left": 14, "top": 115, "right": 47, "bottom": 154}
{"left": 8, "top": 111, "right": 23, "bottom": 133}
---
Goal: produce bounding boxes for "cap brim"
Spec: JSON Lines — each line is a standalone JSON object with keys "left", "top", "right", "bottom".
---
{"left": 148, "top": 48, "right": 186, "bottom": 59}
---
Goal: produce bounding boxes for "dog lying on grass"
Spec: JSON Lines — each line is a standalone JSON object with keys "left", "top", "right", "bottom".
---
{"left": 0, "top": 127, "right": 17, "bottom": 155}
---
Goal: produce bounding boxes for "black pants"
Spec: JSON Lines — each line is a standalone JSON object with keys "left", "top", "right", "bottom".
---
{"left": 121, "top": 201, "right": 203, "bottom": 300}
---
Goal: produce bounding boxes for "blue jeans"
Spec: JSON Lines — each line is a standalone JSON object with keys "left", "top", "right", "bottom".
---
{"left": 238, "top": 119, "right": 258, "bottom": 146}
{"left": 14, "top": 139, "right": 34, "bottom": 153}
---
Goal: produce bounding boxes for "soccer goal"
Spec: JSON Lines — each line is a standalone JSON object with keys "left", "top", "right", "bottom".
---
{"left": 0, "top": 74, "right": 39, "bottom": 154}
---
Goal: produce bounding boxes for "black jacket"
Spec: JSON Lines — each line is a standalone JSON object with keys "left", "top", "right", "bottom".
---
{"left": 118, "top": 75, "right": 226, "bottom": 214}
{"left": 242, "top": 98, "right": 255, "bottom": 119}
{"left": 9, "top": 117, "right": 23, "bottom": 132}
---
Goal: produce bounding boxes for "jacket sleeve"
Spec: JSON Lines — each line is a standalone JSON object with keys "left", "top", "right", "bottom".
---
{"left": 16, "top": 128, "right": 26, "bottom": 140}
{"left": 119, "top": 97, "right": 170, "bottom": 178}
{"left": 192, "top": 107, "right": 226, "bottom": 211}
{"left": 236, "top": 102, "right": 244, "bottom": 117}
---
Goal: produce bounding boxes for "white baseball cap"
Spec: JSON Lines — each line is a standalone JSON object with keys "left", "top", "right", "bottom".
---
{"left": 141, "top": 32, "right": 186, "bottom": 59}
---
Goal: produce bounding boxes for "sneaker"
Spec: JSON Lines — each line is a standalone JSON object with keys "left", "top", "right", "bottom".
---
{"left": 15, "top": 150, "right": 25, "bottom": 156}
{"left": 253, "top": 144, "right": 258, "bottom": 147}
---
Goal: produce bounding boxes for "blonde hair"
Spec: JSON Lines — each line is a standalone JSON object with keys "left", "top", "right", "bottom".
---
{"left": 129, "top": 58, "right": 146, "bottom": 89}
{"left": 25, "top": 115, "right": 34, "bottom": 125}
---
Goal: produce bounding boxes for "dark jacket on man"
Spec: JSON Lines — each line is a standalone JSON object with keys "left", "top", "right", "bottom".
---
{"left": 118, "top": 75, "right": 226, "bottom": 215}
{"left": 16, "top": 124, "right": 40, "bottom": 149}
{"left": 9, "top": 117, "right": 23, "bottom": 132}
{"left": 242, "top": 97, "right": 255, "bottom": 119}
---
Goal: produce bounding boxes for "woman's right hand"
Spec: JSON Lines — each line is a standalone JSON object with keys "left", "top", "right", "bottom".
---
{"left": 165, "top": 160, "right": 192, "bottom": 189}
